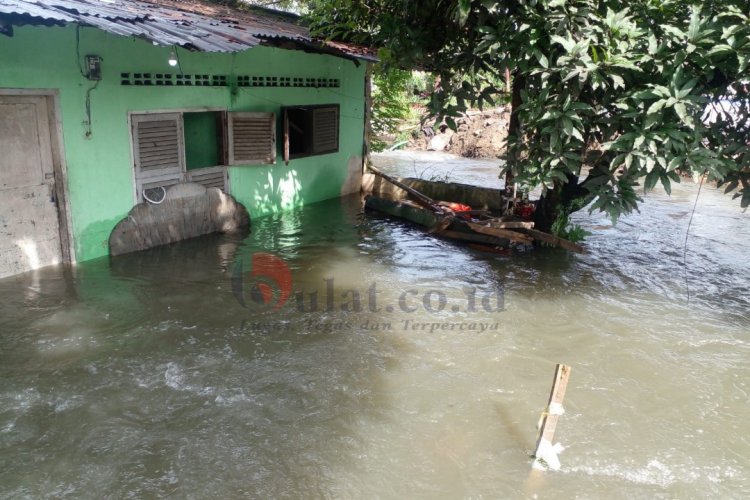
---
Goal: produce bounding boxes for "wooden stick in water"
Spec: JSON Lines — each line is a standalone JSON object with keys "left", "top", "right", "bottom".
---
{"left": 533, "top": 363, "right": 571, "bottom": 470}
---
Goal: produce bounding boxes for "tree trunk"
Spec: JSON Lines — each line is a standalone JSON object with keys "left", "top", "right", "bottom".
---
{"left": 505, "top": 72, "right": 525, "bottom": 188}
{"left": 534, "top": 173, "right": 585, "bottom": 233}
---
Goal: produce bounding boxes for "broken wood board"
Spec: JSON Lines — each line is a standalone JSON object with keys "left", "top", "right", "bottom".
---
{"left": 533, "top": 363, "right": 571, "bottom": 471}
{"left": 489, "top": 220, "right": 535, "bottom": 229}
{"left": 464, "top": 221, "right": 534, "bottom": 244}
{"left": 519, "top": 228, "right": 585, "bottom": 253}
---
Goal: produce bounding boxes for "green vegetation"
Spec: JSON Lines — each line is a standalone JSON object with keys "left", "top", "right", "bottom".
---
{"left": 370, "top": 66, "right": 421, "bottom": 152}
{"left": 307, "top": 0, "right": 750, "bottom": 231}
{"left": 550, "top": 211, "right": 591, "bottom": 243}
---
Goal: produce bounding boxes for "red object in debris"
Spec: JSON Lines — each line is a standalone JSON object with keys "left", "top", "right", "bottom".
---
{"left": 446, "top": 202, "right": 472, "bottom": 213}
{"left": 517, "top": 203, "right": 535, "bottom": 219}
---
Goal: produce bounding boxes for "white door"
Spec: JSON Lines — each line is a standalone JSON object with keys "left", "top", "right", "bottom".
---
{"left": 0, "top": 95, "right": 63, "bottom": 278}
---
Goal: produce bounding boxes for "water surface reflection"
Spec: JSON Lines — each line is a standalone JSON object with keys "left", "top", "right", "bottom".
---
{"left": 0, "top": 154, "right": 748, "bottom": 498}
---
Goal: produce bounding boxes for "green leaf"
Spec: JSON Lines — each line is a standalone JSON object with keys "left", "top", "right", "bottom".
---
{"left": 647, "top": 100, "right": 666, "bottom": 114}
{"left": 561, "top": 117, "right": 575, "bottom": 137}
{"left": 550, "top": 130, "right": 559, "bottom": 151}
{"left": 644, "top": 168, "right": 660, "bottom": 192}
{"left": 677, "top": 78, "right": 698, "bottom": 99}
{"left": 570, "top": 127, "right": 584, "bottom": 142}
{"left": 456, "top": 0, "right": 471, "bottom": 25}
{"left": 625, "top": 153, "right": 633, "bottom": 169}
{"left": 668, "top": 157, "right": 683, "bottom": 171}
{"left": 674, "top": 102, "right": 694, "bottom": 128}
{"left": 707, "top": 44, "right": 734, "bottom": 57}
{"left": 551, "top": 35, "right": 575, "bottom": 52}
{"left": 632, "top": 90, "right": 659, "bottom": 100}
{"left": 534, "top": 49, "right": 549, "bottom": 69}
{"left": 724, "top": 180, "right": 740, "bottom": 194}
{"left": 661, "top": 25, "right": 686, "bottom": 39}
{"left": 445, "top": 116, "right": 457, "bottom": 132}
{"left": 687, "top": 7, "right": 702, "bottom": 42}
{"left": 568, "top": 102, "right": 592, "bottom": 111}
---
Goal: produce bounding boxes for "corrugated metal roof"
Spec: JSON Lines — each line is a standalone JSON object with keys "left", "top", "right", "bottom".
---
{"left": 0, "top": 0, "right": 377, "bottom": 61}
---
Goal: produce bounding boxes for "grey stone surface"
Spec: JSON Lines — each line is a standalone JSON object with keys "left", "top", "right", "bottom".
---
{"left": 109, "top": 183, "right": 250, "bottom": 257}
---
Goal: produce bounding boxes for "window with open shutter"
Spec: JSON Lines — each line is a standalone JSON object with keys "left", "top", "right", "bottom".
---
{"left": 282, "top": 104, "right": 340, "bottom": 163}
{"left": 227, "top": 112, "right": 276, "bottom": 165}
{"left": 131, "top": 113, "right": 185, "bottom": 202}
{"left": 312, "top": 106, "right": 339, "bottom": 154}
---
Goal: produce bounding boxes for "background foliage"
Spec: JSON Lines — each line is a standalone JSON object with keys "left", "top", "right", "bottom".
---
{"left": 370, "top": 67, "right": 423, "bottom": 152}
{"left": 307, "top": 0, "right": 750, "bottom": 231}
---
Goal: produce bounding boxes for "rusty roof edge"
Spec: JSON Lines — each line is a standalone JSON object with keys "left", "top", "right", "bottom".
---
{"left": 0, "top": 0, "right": 376, "bottom": 60}
{"left": 256, "top": 36, "right": 366, "bottom": 65}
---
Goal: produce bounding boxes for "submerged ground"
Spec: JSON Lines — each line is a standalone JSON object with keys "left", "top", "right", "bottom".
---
{"left": 0, "top": 151, "right": 748, "bottom": 498}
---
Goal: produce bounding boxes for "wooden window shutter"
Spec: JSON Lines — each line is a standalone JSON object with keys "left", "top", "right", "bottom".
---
{"left": 132, "top": 113, "right": 184, "bottom": 174}
{"left": 131, "top": 113, "right": 185, "bottom": 201}
{"left": 312, "top": 106, "right": 339, "bottom": 154}
{"left": 186, "top": 166, "right": 228, "bottom": 191}
{"left": 228, "top": 112, "right": 276, "bottom": 165}
{"left": 283, "top": 108, "right": 290, "bottom": 165}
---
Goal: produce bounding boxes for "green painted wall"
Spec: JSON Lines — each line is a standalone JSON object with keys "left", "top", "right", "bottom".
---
{"left": 0, "top": 25, "right": 366, "bottom": 262}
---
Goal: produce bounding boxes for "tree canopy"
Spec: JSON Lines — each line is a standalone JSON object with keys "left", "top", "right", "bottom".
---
{"left": 307, "top": 0, "right": 750, "bottom": 232}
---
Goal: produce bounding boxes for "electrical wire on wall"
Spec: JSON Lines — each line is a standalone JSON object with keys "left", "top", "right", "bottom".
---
{"left": 76, "top": 25, "right": 100, "bottom": 138}
{"left": 229, "top": 51, "right": 238, "bottom": 110}
{"left": 168, "top": 45, "right": 184, "bottom": 75}
{"left": 75, "top": 25, "right": 86, "bottom": 78}
{"left": 84, "top": 80, "right": 99, "bottom": 138}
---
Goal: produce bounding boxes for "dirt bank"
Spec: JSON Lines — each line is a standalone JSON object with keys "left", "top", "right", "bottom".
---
{"left": 408, "top": 106, "right": 510, "bottom": 158}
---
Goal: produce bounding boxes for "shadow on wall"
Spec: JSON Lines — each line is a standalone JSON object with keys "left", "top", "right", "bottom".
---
{"left": 249, "top": 169, "right": 304, "bottom": 217}
{"left": 237, "top": 155, "right": 363, "bottom": 219}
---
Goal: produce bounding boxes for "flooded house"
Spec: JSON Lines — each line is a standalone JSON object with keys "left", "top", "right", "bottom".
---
{"left": 0, "top": 0, "right": 375, "bottom": 278}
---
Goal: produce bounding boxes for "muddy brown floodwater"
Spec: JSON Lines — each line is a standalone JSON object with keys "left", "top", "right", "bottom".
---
{"left": 0, "top": 151, "right": 748, "bottom": 498}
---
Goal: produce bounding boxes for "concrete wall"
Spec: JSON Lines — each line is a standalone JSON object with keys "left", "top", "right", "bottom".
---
{"left": 362, "top": 174, "right": 506, "bottom": 211}
{"left": 0, "top": 25, "right": 366, "bottom": 263}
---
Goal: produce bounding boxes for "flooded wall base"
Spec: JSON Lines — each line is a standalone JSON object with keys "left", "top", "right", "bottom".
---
{"left": 109, "top": 183, "right": 250, "bottom": 256}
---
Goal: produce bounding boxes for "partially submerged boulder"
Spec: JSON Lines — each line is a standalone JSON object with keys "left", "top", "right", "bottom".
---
{"left": 109, "top": 183, "right": 250, "bottom": 257}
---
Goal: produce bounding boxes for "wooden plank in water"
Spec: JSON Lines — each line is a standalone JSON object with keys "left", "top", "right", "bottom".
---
{"left": 437, "top": 229, "right": 509, "bottom": 247}
{"left": 489, "top": 220, "right": 535, "bottom": 229}
{"left": 520, "top": 228, "right": 585, "bottom": 253}
{"left": 534, "top": 364, "right": 571, "bottom": 465}
{"left": 463, "top": 221, "right": 534, "bottom": 244}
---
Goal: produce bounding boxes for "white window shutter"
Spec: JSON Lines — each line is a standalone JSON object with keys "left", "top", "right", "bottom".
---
{"left": 228, "top": 112, "right": 276, "bottom": 165}
{"left": 131, "top": 113, "right": 185, "bottom": 202}
{"left": 186, "top": 166, "right": 228, "bottom": 191}
{"left": 312, "top": 106, "right": 339, "bottom": 154}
